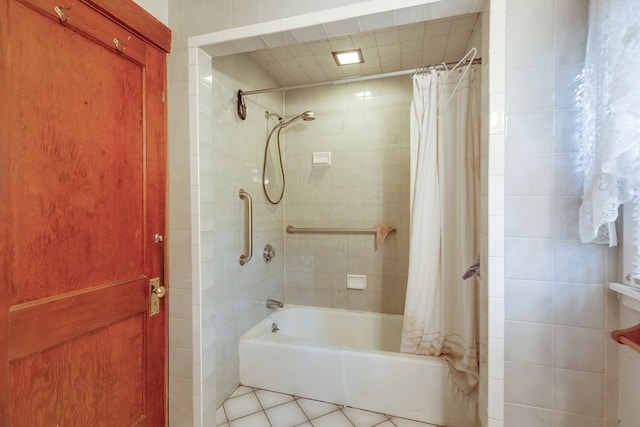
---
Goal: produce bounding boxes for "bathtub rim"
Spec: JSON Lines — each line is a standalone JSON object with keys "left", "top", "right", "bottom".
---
{"left": 241, "top": 304, "right": 449, "bottom": 366}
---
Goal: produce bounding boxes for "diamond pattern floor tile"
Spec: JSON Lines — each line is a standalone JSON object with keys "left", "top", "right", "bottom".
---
{"left": 216, "top": 405, "right": 228, "bottom": 425}
{"left": 255, "top": 389, "right": 295, "bottom": 409}
{"left": 223, "top": 392, "right": 262, "bottom": 421}
{"left": 296, "top": 398, "right": 340, "bottom": 420}
{"left": 265, "top": 401, "right": 309, "bottom": 427}
{"left": 215, "top": 385, "right": 445, "bottom": 427}
{"left": 311, "top": 409, "right": 354, "bottom": 427}
{"left": 342, "top": 407, "right": 388, "bottom": 426}
{"left": 229, "top": 411, "right": 271, "bottom": 427}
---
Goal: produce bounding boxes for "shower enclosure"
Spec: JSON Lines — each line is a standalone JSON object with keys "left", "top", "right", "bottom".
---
{"left": 184, "top": 2, "right": 496, "bottom": 424}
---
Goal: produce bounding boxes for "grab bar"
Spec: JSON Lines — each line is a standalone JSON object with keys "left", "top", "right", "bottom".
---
{"left": 239, "top": 189, "right": 253, "bottom": 265}
{"left": 286, "top": 225, "right": 397, "bottom": 235}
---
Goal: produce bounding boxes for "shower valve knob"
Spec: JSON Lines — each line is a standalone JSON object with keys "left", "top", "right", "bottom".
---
{"left": 263, "top": 244, "right": 275, "bottom": 263}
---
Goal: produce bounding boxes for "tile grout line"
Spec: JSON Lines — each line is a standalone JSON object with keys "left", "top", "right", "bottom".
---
{"left": 292, "top": 396, "right": 314, "bottom": 425}
{"left": 222, "top": 387, "right": 265, "bottom": 425}
{"left": 337, "top": 406, "right": 357, "bottom": 427}
{"left": 221, "top": 402, "right": 230, "bottom": 426}
{"left": 253, "top": 389, "right": 273, "bottom": 427}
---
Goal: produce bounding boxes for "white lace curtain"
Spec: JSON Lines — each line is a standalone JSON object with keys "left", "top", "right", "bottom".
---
{"left": 577, "top": 0, "right": 640, "bottom": 274}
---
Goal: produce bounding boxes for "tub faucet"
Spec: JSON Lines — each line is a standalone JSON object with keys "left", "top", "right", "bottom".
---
{"left": 266, "top": 299, "right": 283, "bottom": 309}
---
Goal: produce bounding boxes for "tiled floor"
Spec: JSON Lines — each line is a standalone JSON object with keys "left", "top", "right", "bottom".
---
{"left": 216, "top": 385, "right": 441, "bottom": 427}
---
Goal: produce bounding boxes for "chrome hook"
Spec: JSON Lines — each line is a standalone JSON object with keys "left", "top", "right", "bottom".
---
{"left": 54, "top": 4, "right": 74, "bottom": 23}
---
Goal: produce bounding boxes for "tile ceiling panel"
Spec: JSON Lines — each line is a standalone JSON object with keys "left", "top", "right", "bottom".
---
{"left": 245, "top": 12, "right": 480, "bottom": 88}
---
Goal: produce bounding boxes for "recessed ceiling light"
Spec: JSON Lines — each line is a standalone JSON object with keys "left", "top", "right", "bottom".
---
{"left": 332, "top": 49, "right": 364, "bottom": 66}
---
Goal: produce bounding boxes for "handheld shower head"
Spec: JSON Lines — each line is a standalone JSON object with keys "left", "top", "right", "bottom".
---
{"left": 262, "top": 109, "right": 316, "bottom": 205}
{"left": 280, "top": 110, "right": 316, "bottom": 128}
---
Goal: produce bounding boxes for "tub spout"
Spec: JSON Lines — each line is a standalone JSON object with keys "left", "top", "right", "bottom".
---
{"left": 266, "top": 299, "right": 283, "bottom": 309}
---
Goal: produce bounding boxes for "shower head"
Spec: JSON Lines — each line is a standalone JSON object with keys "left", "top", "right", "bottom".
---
{"left": 302, "top": 111, "right": 315, "bottom": 121}
{"left": 279, "top": 110, "right": 316, "bottom": 128}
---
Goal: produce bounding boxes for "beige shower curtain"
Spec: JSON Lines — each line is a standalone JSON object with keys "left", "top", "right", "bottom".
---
{"left": 401, "top": 66, "right": 480, "bottom": 401}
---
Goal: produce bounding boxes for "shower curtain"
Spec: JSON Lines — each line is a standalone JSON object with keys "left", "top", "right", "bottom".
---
{"left": 401, "top": 66, "right": 480, "bottom": 402}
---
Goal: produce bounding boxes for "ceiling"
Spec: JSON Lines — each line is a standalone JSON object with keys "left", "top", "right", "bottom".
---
{"left": 244, "top": 12, "right": 481, "bottom": 88}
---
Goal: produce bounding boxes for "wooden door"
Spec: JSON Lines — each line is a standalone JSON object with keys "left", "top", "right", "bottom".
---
{"left": 0, "top": 1, "right": 171, "bottom": 425}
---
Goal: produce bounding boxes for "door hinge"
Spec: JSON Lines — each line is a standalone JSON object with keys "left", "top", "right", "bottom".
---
{"left": 161, "top": 91, "right": 166, "bottom": 103}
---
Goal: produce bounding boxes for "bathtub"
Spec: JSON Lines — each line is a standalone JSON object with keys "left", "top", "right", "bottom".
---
{"left": 239, "top": 305, "right": 478, "bottom": 427}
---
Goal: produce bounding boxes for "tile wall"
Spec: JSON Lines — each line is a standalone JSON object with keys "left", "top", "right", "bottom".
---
{"left": 503, "top": 1, "right": 619, "bottom": 426}
{"left": 282, "top": 76, "right": 412, "bottom": 314}
{"left": 479, "top": 1, "right": 504, "bottom": 426}
{"left": 196, "top": 50, "right": 287, "bottom": 422}
{"left": 163, "top": 0, "right": 195, "bottom": 425}
{"left": 133, "top": 0, "right": 168, "bottom": 25}
{"left": 618, "top": 304, "right": 640, "bottom": 427}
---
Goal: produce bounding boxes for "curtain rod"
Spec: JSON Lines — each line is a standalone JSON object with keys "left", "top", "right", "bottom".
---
{"left": 239, "top": 58, "right": 482, "bottom": 96}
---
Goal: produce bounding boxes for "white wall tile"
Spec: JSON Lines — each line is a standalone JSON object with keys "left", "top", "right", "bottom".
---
{"left": 505, "top": 280, "right": 552, "bottom": 323}
{"left": 505, "top": 68, "right": 554, "bottom": 113}
{"left": 489, "top": 297, "right": 505, "bottom": 339}
{"left": 504, "top": 404, "right": 552, "bottom": 427}
{"left": 505, "top": 26, "right": 554, "bottom": 71}
{"left": 283, "top": 75, "right": 412, "bottom": 314}
{"left": 231, "top": 0, "right": 259, "bottom": 27}
{"left": 504, "top": 362, "right": 552, "bottom": 408}
{"left": 505, "top": 112, "right": 553, "bottom": 154}
{"left": 504, "top": 154, "right": 553, "bottom": 196}
{"left": 554, "top": 19, "right": 587, "bottom": 67}
{"left": 552, "top": 240, "right": 606, "bottom": 284}
{"left": 553, "top": 64, "right": 583, "bottom": 111}
{"left": 505, "top": 321, "right": 552, "bottom": 365}
{"left": 505, "top": 197, "right": 553, "bottom": 238}
{"left": 553, "top": 368, "right": 605, "bottom": 418}
{"left": 505, "top": 0, "right": 553, "bottom": 30}
{"left": 502, "top": 3, "right": 616, "bottom": 423}
{"left": 488, "top": 337, "right": 504, "bottom": 379}
{"left": 553, "top": 326, "right": 605, "bottom": 373}
{"left": 488, "top": 378, "right": 504, "bottom": 419}
{"left": 553, "top": 109, "right": 579, "bottom": 154}
{"left": 169, "top": 406, "right": 194, "bottom": 427}
{"left": 551, "top": 197, "right": 581, "bottom": 240}
{"left": 552, "top": 412, "right": 604, "bottom": 427}
{"left": 553, "top": 283, "right": 605, "bottom": 329}
{"left": 259, "top": 0, "right": 290, "bottom": 23}
{"left": 488, "top": 256, "right": 504, "bottom": 298}
{"left": 504, "top": 238, "right": 553, "bottom": 281}
{"left": 488, "top": 215, "right": 505, "bottom": 257}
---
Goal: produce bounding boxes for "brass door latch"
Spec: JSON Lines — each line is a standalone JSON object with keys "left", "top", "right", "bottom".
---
{"left": 149, "top": 277, "right": 166, "bottom": 317}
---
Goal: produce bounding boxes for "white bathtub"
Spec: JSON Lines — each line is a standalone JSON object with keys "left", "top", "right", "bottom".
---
{"left": 239, "top": 305, "right": 478, "bottom": 427}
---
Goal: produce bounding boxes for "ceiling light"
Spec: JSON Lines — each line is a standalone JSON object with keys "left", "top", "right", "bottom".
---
{"left": 332, "top": 49, "right": 364, "bottom": 66}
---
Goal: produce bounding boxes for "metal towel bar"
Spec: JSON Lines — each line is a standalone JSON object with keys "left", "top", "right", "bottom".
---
{"left": 286, "top": 225, "right": 396, "bottom": 235}
{"left": 239, "top": 189, "right": 253, "bottom": 265}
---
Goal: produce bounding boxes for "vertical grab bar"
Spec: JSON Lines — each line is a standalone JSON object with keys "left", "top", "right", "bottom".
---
{"left": 239, "top": 189, "right": 253, "bottom": 265}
